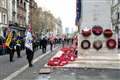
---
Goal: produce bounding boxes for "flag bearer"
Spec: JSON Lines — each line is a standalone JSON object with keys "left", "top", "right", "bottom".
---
{"left": 25, "top": 24, "right": 34, "bottom": 67}
{"left": 8, "top": 38, "right": 15, "bottom": 62}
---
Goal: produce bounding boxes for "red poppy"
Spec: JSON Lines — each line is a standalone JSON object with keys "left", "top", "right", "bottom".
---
{"left": 47, "top": 57, "right": 61, "bottom": 66}
{"left": 60, "top": 47, "right": 71, "bottom": 53}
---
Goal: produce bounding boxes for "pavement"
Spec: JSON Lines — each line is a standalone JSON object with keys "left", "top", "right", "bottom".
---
{"left": 35, "top": 68, "right": 120, "bottom": 80}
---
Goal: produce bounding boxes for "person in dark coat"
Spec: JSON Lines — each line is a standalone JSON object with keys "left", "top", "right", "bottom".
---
{"left": 8, "top": 39, "right": 16, "bottom": 62}
{"left": 16, "top": 40, "right": 21, "bottom": 58}
{"left": 26, "top": 47, "right": 34, "bottom": 67}
{"left": 49, "top": 39, "right": 54, "bottom": 52}
{"left": 39, "top": 38, "right": 42, "bottom": 49}
{"left": 41, "top": 37, "right": 47, "bottom": 53}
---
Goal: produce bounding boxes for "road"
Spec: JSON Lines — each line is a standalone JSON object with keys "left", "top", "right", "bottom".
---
{"left": 0, "top": 44, "right": 120, "bottom": 80}
{"left": 0, "top": 45, "right": 60, "bottom": 80}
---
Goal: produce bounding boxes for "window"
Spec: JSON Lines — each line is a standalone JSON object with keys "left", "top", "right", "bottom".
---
{"left": 3, "top": 14, "right": 5, "bottom": 24}
{"left": 2, "top": 13, "right": 7, "bottom": 24}
{"left": 0, "top": 12, "right": 2, "bottom": 23}
{"left": 12, "top": 0, "right": 15, "bottom": 5}
{"left": 4, "top": 0, "right": 6, "bottom": 8}
{"left": 113, "top": 0, "right": 119, "bottom": 5}
{"left": 20, "top": 0, "right": 23, "bottom": 4}
{"left": 24, "top": 2, "right": 26, "bottom": 9}
{"left": 1, "top": 0, "right": 4, "bottom": 8}
{"left": 17, "top": 0, "right": 19, "bottom": 4}
{"left": 1, "top": 0, "right": 7, "bottom": 8}
{"left": 118, "top": 0, "right": 120, "bottom": 3}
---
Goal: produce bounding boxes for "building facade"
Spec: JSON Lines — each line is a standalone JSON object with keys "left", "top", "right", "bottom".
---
{"left": 111, "top": 0, "right": 120, "bottom": 48}
{"left": 0, "top": 0, "right": 8, "bottom": 37}
{"left": 29, "top": 0, "right": 37, "bottom": 22}
{"left": 7, "top": 0, "right": 36, "bottom": 37}
{"left": 81, "top": 0, "right": 112, "bottom": 29}
{"left": 55, "top": 18, "right": 63, "bottom": 36}
{"left": 111, "top": 0, "right": 120, "bottom": 32}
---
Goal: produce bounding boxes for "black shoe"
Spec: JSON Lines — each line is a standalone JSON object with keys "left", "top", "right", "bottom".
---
{"left": 18, "top": 56, "right": 22, "bottom": 58}
{"left": 10, "top": 60, "right": 14, "bottom": 62}
{"left": 29, "top": 64, "right": 33, "bottom": 67}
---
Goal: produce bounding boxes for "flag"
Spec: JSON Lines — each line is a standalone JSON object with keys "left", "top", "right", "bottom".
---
{"left": 5, "top": 26, "right": 13, "bottom": 47}
{"left": 75, "top": 0, "right": 82, "bottom": 26}
{"left": 5, "top": 32, "right": 13, "bottom": 47}
{"left": 25, "top": 24, "right": 33, "bottom": 51}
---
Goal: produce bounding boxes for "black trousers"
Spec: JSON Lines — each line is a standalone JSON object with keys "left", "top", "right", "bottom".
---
{"left": 42, "top": 46, "right": 46, "bottom": 53}
{"left": 26, "top": 48, "right": 34, "bottom": 65}
{"left": 16, "top": 45, "right": 21, "bottom": 57}
{"left": 50, "top": 44, "right": 53, "bottom": 51}
{"left": 8, "top": 48, "right": 14, "bottom": 62}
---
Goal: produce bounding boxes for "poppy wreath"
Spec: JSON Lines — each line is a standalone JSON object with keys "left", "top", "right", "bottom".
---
{"left": 60, "top": 48, "right": 71, "bottom": 53}
{"left": 81, "top": 40, "right": 91, "bottom": 49}
{"left": 106, "top": 39, "right": 116, "bottom": 49}
{"left": 81, "top": 29, "right": 91, "bottom": 37}
{"left": 92, "top": 25, "right": 103, "bottom": 36}
{"left": 47, "top": 57, "right": 61, "bottom": 66}
{"left": 103, "top": 29, "right": 113, "bottom": 38}
{"left": 93, "top": 40, "right": 103, "bottom": 50}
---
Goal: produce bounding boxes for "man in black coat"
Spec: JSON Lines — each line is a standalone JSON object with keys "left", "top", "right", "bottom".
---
{"left": 41, "top": 37, "right": 47, "bottom": 53}
{"left": 26, "top": 46, "right": 34, "bottom": 67}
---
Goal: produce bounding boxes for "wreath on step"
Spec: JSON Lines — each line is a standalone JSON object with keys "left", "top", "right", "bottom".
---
{"left": 103, "top": 29, "right": 113, "bottom": 38}
{"left": 93, "top": 40, "right": 103, "bottom": 50}
{"left": 81, "top": 40, "right": 91, "bottom": 49}
{"left": 81, "top": 29, "right": 91, "bottom": 37}
{"left": 106, "top": 39, "right": 116, "bottom": 49}
{"left": 92, "top": 25, "right": 103, "bottom": 36}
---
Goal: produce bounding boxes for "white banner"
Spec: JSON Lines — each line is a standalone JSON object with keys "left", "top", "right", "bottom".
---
{"left": 25, "top": 31, "right": 33, "bottom": 51}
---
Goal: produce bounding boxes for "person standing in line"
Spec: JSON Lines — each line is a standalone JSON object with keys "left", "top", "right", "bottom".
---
{"left": 39, "top": 38, "right": 42, "bottom": 49}
{"left": 41, "top": 37, "right": 47, "bottom": 53}
{"left": 50, "top": 39, "right": 54, "bottom": 52}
